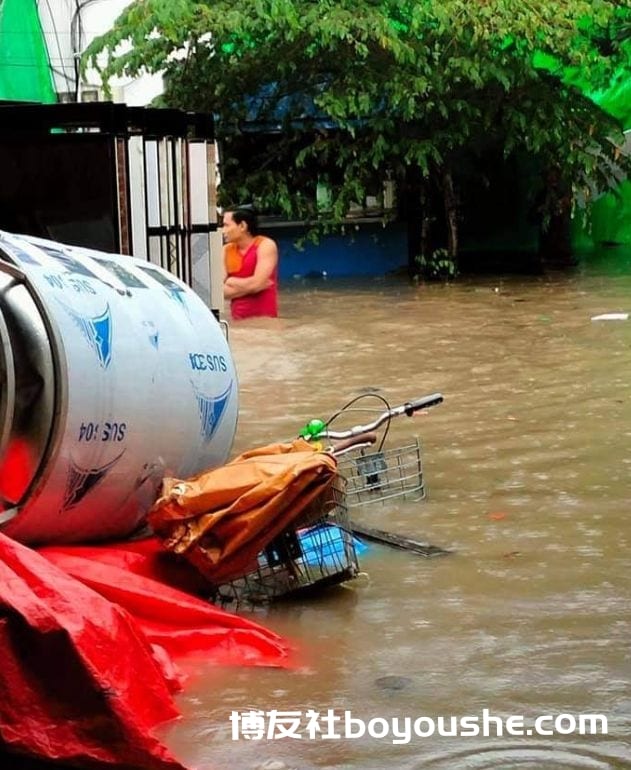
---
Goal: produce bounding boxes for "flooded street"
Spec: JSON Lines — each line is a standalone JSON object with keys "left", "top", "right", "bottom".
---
{"left": 162, "top": 268, "right": 631, "bottom": 770}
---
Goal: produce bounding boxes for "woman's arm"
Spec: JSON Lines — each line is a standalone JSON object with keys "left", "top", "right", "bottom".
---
{"left": 223, "top": 238, "right": 278, "bottom": 299}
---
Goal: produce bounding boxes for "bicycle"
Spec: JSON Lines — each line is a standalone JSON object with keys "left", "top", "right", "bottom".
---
{"left": 211, "top": 393, "right": 443, "bottom": 606}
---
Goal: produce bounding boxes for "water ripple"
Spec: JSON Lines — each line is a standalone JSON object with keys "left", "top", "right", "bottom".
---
{"left": 415, "top": 741, "right": 630, "bottom": 769}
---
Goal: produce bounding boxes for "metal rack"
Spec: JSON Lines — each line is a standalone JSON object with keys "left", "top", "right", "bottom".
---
{"left": 212, "top": 475, "right": 358, "bottom": 606}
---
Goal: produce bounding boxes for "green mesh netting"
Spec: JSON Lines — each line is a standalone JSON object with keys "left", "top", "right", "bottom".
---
{"left": 0, "top": 0, "right": 56, "bottom": 103}
{"left": 534, "top": 47, "right": 630, "bottom": 248}
{"left": 579, "top": 72, "right": 631, "bottom": 247}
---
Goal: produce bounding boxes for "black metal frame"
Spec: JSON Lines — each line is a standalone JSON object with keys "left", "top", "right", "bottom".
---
{"left": 0, "top": 101, "right": 216, "bottom": 289}
{"left": 0, "top": 101, "right": 214, "bottom": 140}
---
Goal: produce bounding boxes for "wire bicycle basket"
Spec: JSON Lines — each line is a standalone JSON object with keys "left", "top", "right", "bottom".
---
{"left": 298, "top": 393, "right": 443, "bottom": 509}
{"left": 337, "top": 437, "right": 425, "bottom": 507}
{"left": 212, "top": 474, "right": 359, "bottom": 606}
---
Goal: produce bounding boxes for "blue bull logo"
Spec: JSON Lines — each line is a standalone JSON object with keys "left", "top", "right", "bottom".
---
{"left": 64, "top": 303, "right": 113, "bottom": 368}
{"left": 62, "top": 450, "right": 125, "bottom": 510}
{"left": 195, "top": 381, "right": 233, "bottom": 443}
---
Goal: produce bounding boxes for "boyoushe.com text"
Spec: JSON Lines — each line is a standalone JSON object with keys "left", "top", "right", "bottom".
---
{"left": 230, "top": 708, "right": 608, "bottom": 744}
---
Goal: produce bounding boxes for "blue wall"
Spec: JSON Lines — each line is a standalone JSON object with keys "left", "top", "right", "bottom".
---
{"left": 272, "top": 221, "right": 408, "bottom": 280}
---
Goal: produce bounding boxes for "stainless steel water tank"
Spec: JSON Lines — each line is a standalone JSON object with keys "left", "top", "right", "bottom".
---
{"left": 0, "top": 231, "right": 238, "bottom": 544}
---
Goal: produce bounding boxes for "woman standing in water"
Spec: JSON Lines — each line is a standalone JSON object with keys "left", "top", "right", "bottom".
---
{"left": 222, "top": 208, "right": 279, "bottom": 319}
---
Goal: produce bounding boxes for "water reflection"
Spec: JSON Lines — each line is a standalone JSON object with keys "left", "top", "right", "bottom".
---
{"left": 162, "top": 270, "right": 631, "bottom": 769}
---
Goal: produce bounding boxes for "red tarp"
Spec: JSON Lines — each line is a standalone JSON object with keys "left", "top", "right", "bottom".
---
{"left": 39, "top": 538, "right": 292, "bottom": 667}
{"left": 0, "top": 534, "right": 292, "bottom": 770}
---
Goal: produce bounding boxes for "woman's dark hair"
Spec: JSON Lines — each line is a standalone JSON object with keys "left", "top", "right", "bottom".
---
{"left": 225, "top": 207, "right": 259, "bottom": 236}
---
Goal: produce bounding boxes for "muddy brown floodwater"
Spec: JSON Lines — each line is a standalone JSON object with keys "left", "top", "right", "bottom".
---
{"left": 161, "top": 268, "right": 631, "bottom": 770}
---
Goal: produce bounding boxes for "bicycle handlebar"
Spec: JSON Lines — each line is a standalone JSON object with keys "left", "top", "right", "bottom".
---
{"left": 326, "top": 432, "right": 378, "bottom": 455}
{"left": 314, "top": 392, "right": 443, "bottom": 440}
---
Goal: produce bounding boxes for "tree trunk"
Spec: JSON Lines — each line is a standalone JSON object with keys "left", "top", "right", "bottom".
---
{"left": 537, "top": 167, "right": 575, "bottom": 268}
{"left": 442, "top": 168, "right": 458, "bottom": 260}
{"left": 538, "top": 207, "right": 573, "bottom": 266}
{"left": 404, "top": 165, "right": 423, "bottom": 278}
{"left": 420, "top": 179, "right": 432, "bottom": 261}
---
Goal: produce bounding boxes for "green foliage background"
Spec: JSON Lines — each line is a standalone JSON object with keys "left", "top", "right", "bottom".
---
{"left": 84, "top": 0, "right": 630, "bottom": 265}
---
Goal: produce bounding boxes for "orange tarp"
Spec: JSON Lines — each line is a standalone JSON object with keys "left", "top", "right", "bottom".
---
{"left": 149, "top": 439, "right": 337, "bottom": 584}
